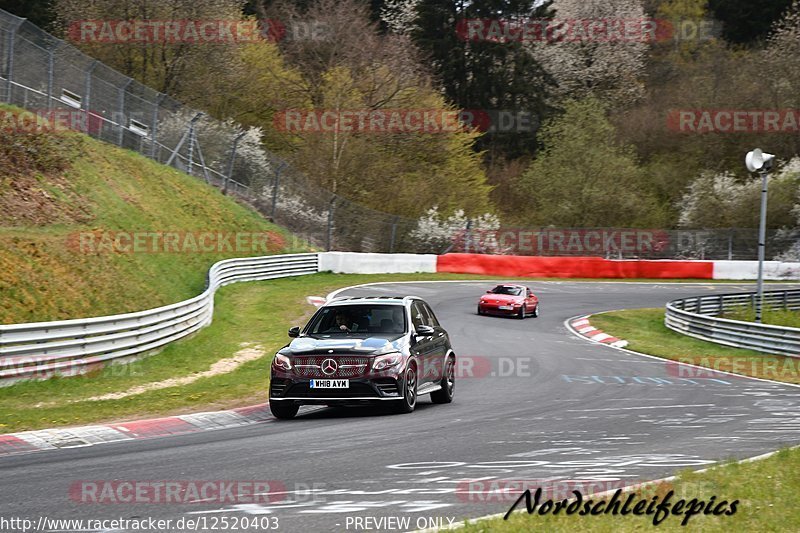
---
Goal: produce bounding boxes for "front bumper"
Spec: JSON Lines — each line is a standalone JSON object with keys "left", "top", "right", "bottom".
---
{"left": 270, "top": 374, "right": 404, "bottom": 404}
{"left": 479, "top": 303, "right": 520, "bottom": 316}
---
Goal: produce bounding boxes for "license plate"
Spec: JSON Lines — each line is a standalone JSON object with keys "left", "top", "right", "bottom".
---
{"left": 310, "top": 379, "right": 349, "bottom": 388}
{"left": 498, "top": 305, "right": 513, "bottom": 310}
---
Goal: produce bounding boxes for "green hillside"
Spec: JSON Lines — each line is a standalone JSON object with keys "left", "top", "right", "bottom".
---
{"left": 0, "top": 105, "right": 308, "bottom": 324}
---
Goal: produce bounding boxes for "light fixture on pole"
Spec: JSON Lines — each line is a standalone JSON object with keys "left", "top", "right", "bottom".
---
{"left": 745, "top": 148, "right": 775, "bottom": 323}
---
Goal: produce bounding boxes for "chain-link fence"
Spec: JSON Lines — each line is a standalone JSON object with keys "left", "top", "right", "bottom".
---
{"left": 0, "top": 8, "right": 797, "bottom": 260}
{"left": 0, "top": 8, "right": 428, "bottom": 253}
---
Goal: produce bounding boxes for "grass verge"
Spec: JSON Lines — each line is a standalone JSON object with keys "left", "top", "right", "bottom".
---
{"left": 0, "top": 271, "right": 571, "bottom": 433}
{"left": 589, "top": 309, "right": 800, "bottom": 385}
{"left": 459, "top": 447, "right": 800, "bottom": 532}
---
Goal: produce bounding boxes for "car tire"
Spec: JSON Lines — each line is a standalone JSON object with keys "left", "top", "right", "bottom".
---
{"left": 393, "top": 363, "right": 418, "bottom": 414}
{"left": 431, "top": 356, "right": 455, "bottom": 404}
{"left": 270, "top": 401, "right": 299, "bottom": 420}
{"left": 477, "top": 306, "right": 484, "bottom": 315}
{"left": 532, "top": 304, "right": 539, "bottom": 318}
{"left": 518, "top": 304, "right": 527, "bottom": 319}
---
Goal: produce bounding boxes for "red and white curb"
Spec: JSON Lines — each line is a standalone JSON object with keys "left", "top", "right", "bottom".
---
{"left": 569, "top": 316, "right": 628, "bottom": 348}
{"left": 0, "top": 403, "right": 272, "bottom": 457}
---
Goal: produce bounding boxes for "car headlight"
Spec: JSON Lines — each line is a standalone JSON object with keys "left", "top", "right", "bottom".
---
{"left": 373, "top": 353, "right": 402, "bottom": 371}
{"left": 272, "top": 353, "right": 292, "bottom": 371}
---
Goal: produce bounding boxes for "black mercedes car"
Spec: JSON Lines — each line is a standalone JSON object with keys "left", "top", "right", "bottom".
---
{"left": 269, "top": 296, "right": 456, "bottom": 419}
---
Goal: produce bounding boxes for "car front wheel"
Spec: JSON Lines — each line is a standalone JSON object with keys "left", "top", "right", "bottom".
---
{"left": 431, "top": 356, "right": 455, "bottom": 404}
{"left": 393, "top": 363, "right": 417, "bottom": 414}
{"left": 270, "top": 401, "right": 299, "bottom": 420}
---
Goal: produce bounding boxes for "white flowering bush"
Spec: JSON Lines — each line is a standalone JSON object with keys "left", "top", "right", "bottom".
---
{"left": 678, "top": 159, "right": 800, "bottom": 230}
{"left": 155, "top": 110, "right": 273, "bottom": 189}
{"left": 410, "top": 206, "right": 501, "bottom": 253}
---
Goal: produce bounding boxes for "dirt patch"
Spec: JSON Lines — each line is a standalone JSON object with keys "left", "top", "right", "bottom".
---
{"left": 79, "top": 342, "right": 267, "bottom": 402}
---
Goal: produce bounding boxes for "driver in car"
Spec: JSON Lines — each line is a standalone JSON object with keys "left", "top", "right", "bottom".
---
{"left": 332, "top": 311, "right": 358, "bottom": 332}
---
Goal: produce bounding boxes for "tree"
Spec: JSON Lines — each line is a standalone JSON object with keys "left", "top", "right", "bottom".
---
{"left": 518, "top": 99, "right": 667, "bottom": 227}
{"left": 708, "top": 0, "right": 793, "bottom": 45}
{"left": 410, "top": 0, "right": 555, "bottom": 160}
{"left": 0, "top": 0, "right": 56, "bottom": 30}
{"left": 678, "top": 158, "right": 800, "bottom": 229}
{"left": 533, "top": 0, "right": 648, "bottom": 106}
{"left": 258, "top": 0, "right": 493, "bottom": 217}
{"left": 53, "top": 0, "right": 246, "bottom": 99}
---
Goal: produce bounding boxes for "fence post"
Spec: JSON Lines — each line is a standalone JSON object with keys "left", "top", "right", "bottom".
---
{"left": 187, "top": 115, "right": 198, "bottom": 175}
{"left": 225, "top": 131, "right": 246, "bottom": 195}
{"left": 166, "top": 112, "right": 202, "bottom": 168}
{"left": 270, "top": 163, "right": 286, "bottom": 219}
{"left": 727, "top": 228, "right": 734, "bottom": 260}
{"left": 4, "top": 20, "right": 22, "bottom": 103}
{"left": 82, "top": 60, "right": 97, "bottom": 135}
{"left": 326, "top": 197, "right": 336, "bottom": 251}
{"left": 46, "top": 44, "right": 55, "bottom": 111}
{"left": 117, "top": 78, "right": 132, "bottom": 146}
{"left": 464, "top": 219, "right": 473, "bottom": 253}
{"left": 149, "top": 93, "right": 165, "bottom": 159}
{"left": 389, "top": 215, "right": 399, "bottom": 253}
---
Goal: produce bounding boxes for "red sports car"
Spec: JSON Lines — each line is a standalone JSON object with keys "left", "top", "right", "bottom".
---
{"left": 477, "top": 284, "right": 539, "bottom": 318}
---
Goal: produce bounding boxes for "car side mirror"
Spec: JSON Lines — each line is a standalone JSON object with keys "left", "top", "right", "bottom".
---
{"left": 485, "top": 290, "right": 492, "bottom": 293}
{"left": 288, "top": 326, "right": 300, "bottom": 338}
{"left": 416, "top": 325, "right": 435, "bottom": 336}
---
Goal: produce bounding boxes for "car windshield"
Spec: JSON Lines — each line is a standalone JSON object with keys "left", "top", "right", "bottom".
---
{"left": 490, "top": 286, "right": 522, "bottom": 296}
{"left": 305, "top": 304, "right": 407, "bottom": 336}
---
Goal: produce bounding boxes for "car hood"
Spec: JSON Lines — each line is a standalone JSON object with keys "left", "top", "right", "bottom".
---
{"left": 480, "top": 294, "right": 522, "bottom": 303}
{"left": 282, "top": 335, "right": 407, "bottom": 356}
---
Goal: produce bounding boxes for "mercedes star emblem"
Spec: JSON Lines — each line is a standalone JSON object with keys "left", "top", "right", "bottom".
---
{"left": 321, "top": 358, "right": 338, "bottom": 375}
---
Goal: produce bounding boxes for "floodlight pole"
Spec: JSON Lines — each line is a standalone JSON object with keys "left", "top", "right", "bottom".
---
{"left": 755, "top": 168, "right": 769, "bottom": 323}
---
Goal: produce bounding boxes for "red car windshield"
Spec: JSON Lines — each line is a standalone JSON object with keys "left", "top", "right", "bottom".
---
{"left": 490, "top": 286, "right": 522, "bottom": 296}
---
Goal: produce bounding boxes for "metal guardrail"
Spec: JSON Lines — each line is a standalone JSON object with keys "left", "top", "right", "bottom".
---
{"left": 0, "top": 253, "right": 319, "bottom": 381}
{"left": 665, "top": 289, "right": 800, "bottom": 357}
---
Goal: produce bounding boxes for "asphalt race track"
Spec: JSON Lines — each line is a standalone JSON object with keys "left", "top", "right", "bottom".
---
{"left": 2, "top": 281, "right": 800, "bottom": 532}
